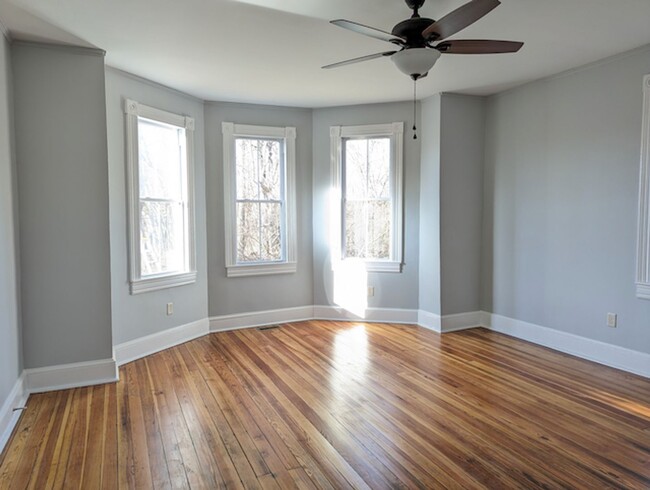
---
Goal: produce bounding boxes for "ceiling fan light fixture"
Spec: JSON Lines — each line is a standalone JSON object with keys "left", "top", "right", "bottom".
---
{"left": 391, "top": 48, "right": 441, "bottom": 79}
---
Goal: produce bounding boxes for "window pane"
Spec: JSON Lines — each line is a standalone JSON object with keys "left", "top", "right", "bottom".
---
{"left": 345, "top": 200, "right": 391, "bottom": 260}
{"left": 345, "top": 200, "right": 367, "bottom": 258}
{"left": 140, "top": 200, "right": 185, "bottom": 276}
{"left": 235, "top": 138, "right": 281, "bottom": 201}
{"left": 366, "top": 200, "right": 391, "bottom": 259}
{"left": 345, "top": 138, "right": 390, "bottom": 200}
{"left": 138, "top": 118, "right": 184, "bottom": 200}
{"left": 258, "top": 140, "right": 281, "bottom": 200}
{"left": 345, "top": 139, "right": 368, "bottom": 200}
{"left": 260, "top": 203, "right": 282, "bottom": 261}
{"left": 367, "top": 138, "right": 390, "bottom": 199}
{"left": 235, "top": 138, "right": 259, "bottom": 200}
{"left": 236, "top": 202, "right": 261, "bottom": 262}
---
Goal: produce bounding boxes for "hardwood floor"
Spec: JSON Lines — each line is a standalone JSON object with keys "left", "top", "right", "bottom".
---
{"left": 1, "top": 321, "right": 649, "bottom": 489}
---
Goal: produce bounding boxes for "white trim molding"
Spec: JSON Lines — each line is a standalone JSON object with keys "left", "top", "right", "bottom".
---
{"left": 636, "top": 74, "right": 650, "bottom": 299}
{"left": 417, "top": 310, "right": 442, "bottom": 332}
{"left": 222, "top": 122, "right": 297, "bottom": 278}
{"left": 210, "top": 306, "right": 314, "bottom": 332}
{"left": 130, "top": 271, "right": 197, "bottom": 294}
{"left": 24, "top": 358, "right": 118, "bottom": 394}
{"left": 417, "top": 310, "right": 486, "bottom": 333}
{"left": 225, "top": 262, "right": 297, "bottom": 278}
{"left": 330, "top": 122, "right": 404, "bottom": 273}
{"left": 124, "top": 98, "right": 197, "bottom": 294}
{"left": 441, "top": 311, "right": 485, "bottom": 332}
{"left": 0, "top": 374, "right": 28, "bottom": 454}
{"left": 114, "top": 318, "right": 209, "bottom": 366}
{"left": 209, "top": 306, "right": 480, "bottom": 334}
{"left": 486, "top": 313, "right": 650, "bottom": 378}
{"left": 314, "top": 306, "right": 418, "bottom": 324}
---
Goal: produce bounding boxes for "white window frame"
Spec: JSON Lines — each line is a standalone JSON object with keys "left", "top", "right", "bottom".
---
{"left": 222, "top": 122, "right": 297, "bottom": 277}
{"left": 125, "top": 99, "right": 197, "bottom": 294}
{"left": 637, "top": 75, "right": 650, "bottom": 299}
{"left": 330, "top": 122, "right": 404, "bottom": 273}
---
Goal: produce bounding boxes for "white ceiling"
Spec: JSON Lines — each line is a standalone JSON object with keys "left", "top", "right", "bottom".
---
{"left": 1, "top": 0, "right": 650, "bottom": 107}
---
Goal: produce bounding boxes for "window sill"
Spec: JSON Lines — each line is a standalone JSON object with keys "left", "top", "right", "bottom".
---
{"left": 334, "top": 259, "right": 403, "bottom": 273}
{"left": 637, "top": 283, "right": 650, "bottom": 300}
{"left": 227, "top": 262, "right": 297, "bottom": 278}
{"left": 130, "top": 271, "right": 197, "bottom": 295}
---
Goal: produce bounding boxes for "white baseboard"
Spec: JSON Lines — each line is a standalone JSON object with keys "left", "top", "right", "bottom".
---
{"left": 416, "top": 310, "right": 486, "bottom": 333}
{"left": 210, "top": 306, "right": 314, "bottom": 332}
{"left": 0, "top": 373, "right": 28, "bottom": 454}
{"left": 441, "top": 311, "right": 485, "bottom": 332}
{"left": 116, "top": 308, "right": 647, "bottom": 382}
{"left": 417, "top": 310, "right": 441, "bottom": 332}
{"left": 114, "top": 318, "right": 209, "bottom": 366}
{"left": 487, "top": 313, "right": 650, "bottom": 378}
{"left": 24, "top": 358, "right": 118, "bottom": 394}
{"left": 313, "top": 306, "right": 419, "bottom": 324}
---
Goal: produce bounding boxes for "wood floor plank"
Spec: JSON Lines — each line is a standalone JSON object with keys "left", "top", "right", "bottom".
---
{"left": 12, "top": 393, "right": 61, "bottom": 489}
{"left": 187, "top": 339, "right": 290, "bottom": 478}
{"left": 1, "top": 320, "right": 648, "bottom": 489}
{"left": 101, "top": 383, "right": 119, "bottom": 490}
{"left": 192, "top": 336, "right": 303, "bottom": 473}
{"left": 25, "top": 390, "right": 67, "bottom": 490}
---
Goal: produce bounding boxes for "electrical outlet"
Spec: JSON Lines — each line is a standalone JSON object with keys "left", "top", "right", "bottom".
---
{"left": 606, "top": 312, "right": 617, "bottom": 328}
{"left": 367, "top": 286, "right": 375, "bottom": 297}
{"left": 166, "top": 302, "right": 174, "bottom": 316}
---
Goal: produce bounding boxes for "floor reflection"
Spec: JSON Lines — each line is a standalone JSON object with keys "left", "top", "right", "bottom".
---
{"left": 329, "top": 325, "right": 369, "bottom": 405}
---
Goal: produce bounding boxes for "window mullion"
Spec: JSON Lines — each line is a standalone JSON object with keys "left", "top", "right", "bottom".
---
{"left": 140, "top": 197, "right": 182, "bottom": 204}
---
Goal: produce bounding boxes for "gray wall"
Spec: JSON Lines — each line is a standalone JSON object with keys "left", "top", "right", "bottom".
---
{"left": 0, "top": 34, "right": 21, "bottom": 406}
{"left": 105, "top": 68, "right": 209, "bottom": 344}
{"left": 205, "top": 102, "right": 313, "bottom": 316}
{"left": 418, "top": 95, "right": 441, "bottom": 314}
{"left": 440, "top": 94, "right": 485, "bottom": 315}
{"left": 312, "top": 102, "right": 421, "bottom": 309}
{"left": 12, "top": 43, "right": 113, "bottom": 367}
{"left": 483, "top": 46, "right": 650, "bottom": 353}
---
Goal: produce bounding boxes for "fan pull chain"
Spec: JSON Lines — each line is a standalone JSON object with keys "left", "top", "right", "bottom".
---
{"left": 412, "top": 79, "right": 417, "bottom": 140}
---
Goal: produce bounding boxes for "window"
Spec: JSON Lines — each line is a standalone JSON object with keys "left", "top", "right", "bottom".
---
{"left": 637, "top": 74, "right": 650, "bottom": 299}
{"left": 331, "top": 122, "right": 404, "bottom": 272}
{"left": 125, "top": 99, "right": 196, "bottom": 294}
{"left": 222, "top": 122, "right": 297, "bottom": 277}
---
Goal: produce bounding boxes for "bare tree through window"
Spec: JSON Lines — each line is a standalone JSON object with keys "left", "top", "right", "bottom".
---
{"left": 235, "top": 138, "right": 284, "bottom": 263}
{"left": 138, "top": 118, "right": 187, "bottom": 276}
{"left": 343, "top": 137, "right": 391, "bottom": 260}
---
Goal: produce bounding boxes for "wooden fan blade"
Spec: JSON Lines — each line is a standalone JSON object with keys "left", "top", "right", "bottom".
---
{"left": 423, "top": 0, "right": 501, "bottom": 41}
{"left": 331, "top": 19, "right": 405, "bottom": 44}
{"left": 437, "top": 39, "right": 523, "bottom": 54}
{"left": 322, "top": 51, "right": 398, "bottom": 70}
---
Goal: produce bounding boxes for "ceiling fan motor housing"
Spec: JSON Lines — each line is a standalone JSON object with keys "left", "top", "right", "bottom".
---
{"left": 392, "top": 17, "right": 436, "bottom": 47}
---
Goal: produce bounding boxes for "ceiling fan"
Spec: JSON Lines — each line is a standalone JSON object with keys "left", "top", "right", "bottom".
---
{"left": 323, "top": 0, "right": 523, "bottom": 80}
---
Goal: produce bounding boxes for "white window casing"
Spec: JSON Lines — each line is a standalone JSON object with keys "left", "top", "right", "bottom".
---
{"left": 637, "top": 75, "right": 650, "bottom": 299}
{"left": 330, "top": 122, "right": 404, "bottom": 273}
{"left": 222, "top": 122, "right": 297, "bottom": 277}
{"left": 125, "top": 99, "right": 197, "bottom": 294}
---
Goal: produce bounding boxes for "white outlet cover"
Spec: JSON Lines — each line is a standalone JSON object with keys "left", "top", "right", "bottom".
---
{"left": 606, "top": 313, "right": 617, "bottom": 328}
